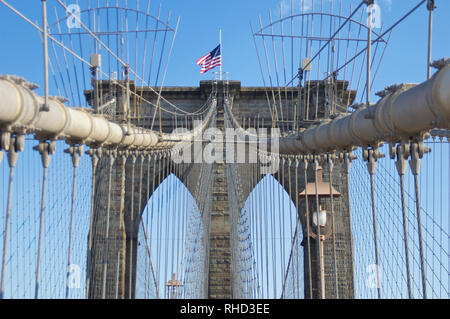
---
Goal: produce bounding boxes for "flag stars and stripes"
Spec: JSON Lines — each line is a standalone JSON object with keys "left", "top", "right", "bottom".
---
{"left": 196, "top": 45, "right": 222, "bottom": 74}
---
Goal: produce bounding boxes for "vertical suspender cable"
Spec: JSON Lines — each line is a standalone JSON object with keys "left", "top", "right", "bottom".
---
{"left": 294, "top": 157, "right": 300, "bottom": 298}
{"left": 278, "top": 156, "right": 285, "bottom": 296}
{"left": 393, "top": 143, "right": 413, "bottom": 299}
{"left": 156, "top": 153, "right": 162, "bottom": 289}
{"left": 35, "top": 140, "right": 54, "bottom": 299}
{"left": 328, "top": 154, "right": 339, "bottom": 299}
{"left": 269, "top": 156, "right": 276, "bottom": 298}
{"left": 65, "top": 145, "right": 82, "bottom": 299}
{"left": 295, "top": 157, "right": 301, "bottom": 298}
{"left": 128, "top": 151, "right": 137, "bottom": 298}
{"left": 101, "top": 150, "right": 116, "bottom": 299}
{"left": 0, "top": 135, "right": 20, "bottom": 299}
{"left": 286, "top": 157, "right": 295, "bottom": 297}
{"left": 163, "top": 153, "right": 171, "bottom": 295}
{"left": 426, "top": 0, "right": 435, "bottom": 80}
{"left": 395, "top": 144, "right": 413, "bottom": 299}
{"left": 409, "top": 142, "right": 428, "bottom": 299}
{"left": 313, "top": 156, "right": 325, "bottom": 299}
{"left": 41, "top": 0, "right": 49, "bottom": 112}
{"left": 144, "top": 153, "right": 151, "bottom": 298}
{"left": 303, "top": 157, "right": 313, "bottom": 299}
{"left": 366, "top": 0, "right": 373, "bottom": 112}
{"left": 86, "top": 147, "right": 100, "bottom": 298}
{"left": 365, "top": 147, "right": 382, "bottom": 299}
{"left": 114, "top": 154, "right": 123, "bottom": 299}
{"left": 136, "top": 152, "right": 144, "bottom": 296}
{"left": 343, "top": 152, "right": 355, "bottom": 296}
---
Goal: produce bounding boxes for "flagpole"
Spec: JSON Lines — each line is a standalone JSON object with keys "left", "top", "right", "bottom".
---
{"left": 219, "top": 29, "right": 222, "bottom": 81}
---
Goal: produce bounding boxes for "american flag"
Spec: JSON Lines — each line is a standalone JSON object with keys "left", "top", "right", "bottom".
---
{"left": 196, "top": 45, "right": 221, "bottom": 74}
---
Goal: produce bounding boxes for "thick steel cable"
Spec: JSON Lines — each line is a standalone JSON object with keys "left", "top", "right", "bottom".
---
{"left": 304, "top": 7, "right": 314, "bottom": 121}
{"left": 148, "top": 4, "right": 162, "bottom": 86}
{"left": 284, "top": 157, "right": 295, "bottom": 296}
{"left": 144, "top": 157, "right": 160, "bottom": 299}
{"left": 86, "top": 148, "right": 99, "bottom": 298}
{"left": 257, "top": 158, "right": 264, "bottom": 298}
{"left": 342, "top": 153, "right": 356, "bottom": 295}
{"left": 366, "top": 1, "right": 373, "bottom": 111}
{"left": 127, "top": 152, "right": 137, "bottom": 298}
{"left": 411, "top": 154, "right": 428, "bottom": 299}
{"left": 47, "top": 13, "right": 69, "bottom": 99}
{"left": 252, "top": 159, "right": 259, "bottom": 298}
{"left": 136, "top": 153, "right": 144, "bottom": 296}
{"left": 313, "top": 157, "right": 325, "bottom": 299}
{"left": 263, "top": 172, "right": 270, "bottom": 298}
{"left": 66, "top": 21, "right": 84, "bottom": 108}
{"left": 150, "top": 16, "right": 181, "bottom": 132}
{"left": 314, "top": 0, "right": 325, "bottom": 120}
{"left": 42, "top": 0, "right": 50, "bottom": 112}
{"left": 101, "top": 151, "right": 115, "bottom": 299}
{"left": 153, "top": 10, "right": 170, "bottom": 87}
{"left": 174, "top": 158, "right": 180, "bottom": 297}
{"left": 0, "top": 0, "right": 199, "bottom": 118}
{"left": 294, "top": 157, "right": 300, "bottom": 298}
{"left": 258, "top": 15, "right": 280, "bottom": 126}
{"left": 277, "top": 157, "right": 285, "bottom": 295}
{"left": 330, "top": 0, "right": 427, "bottom": 82}
{"left": 368, "top": 156, "right": 442, "bottom": 298}
{"left": 282, "top": 1, "right": 365, "bottom": 88}
{"left": 395, "top": 145, "right": 413, "bottom": 299}
{"left": 252, "top": 156, "right": 261, "bottom": 298}
{"left": 303, "top": 158, "right": 313, "bottom": 299}
{"left": 327, "top": 155, "right": 339, "bottom": 299}
{"left": 65, "top": 146, "right": 80, "bottom": 299}
{"left": 138, "top": 203, "right": 160, "bottom": 299}
{"left": 279, "top": 4, "right": 289, "bottom": 132}
{"left": 0, "top": 140, "right": 19, "bottom": 299}
{"left": 247, "top": 162, "right": 254, "bottom": 298}
{"left": 282, "top": 156, "right": 303, "bottom": 299}
{"left": 150, "top": 152, "right": 160, "bottom": 298}
{"left": 143, "top": 153, "right": 151, "bottom": 298}
{"left": 53, "top": 9, "right": 77, "bottom": 106}
{"left": 272, "top": 161, "right": 277, "bottom": 297}
{"left": 135, "top": 0, "right": 151, "bottom": 119}
{"left": 163, "top": 153, "right": 172, "bottom": 295}
{"left": 427, "top": 1, "right": 435, "bottom": 80}
{"left": 155, "top": 153, "right": 162, "bottom": 289}
{"left": 368, "top": 159, "right": 382, "bottom": 299}
{"left": 161, "top": 153, "right": 170, "bottom": 294}
{"left": 35, "top": 143, "right": 51, "bottom": 299}
{"left": 55, "top": 0, "right": 148, "bottom": 88}
{"left": 268, "top": 9, "right": 285, "bottom": 128}
{"left": 147, "top": 152, "right": 156, "bottom": 292}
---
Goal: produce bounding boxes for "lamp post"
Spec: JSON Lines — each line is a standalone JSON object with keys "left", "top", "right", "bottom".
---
{"left": 312, "top": 204, "right": 328, "bottom": 299}
{"left": 166, "top": 273, "right": 183, "bottom": 299}
{"left": 299, "top": 166, "right": 340, "bottom": 299}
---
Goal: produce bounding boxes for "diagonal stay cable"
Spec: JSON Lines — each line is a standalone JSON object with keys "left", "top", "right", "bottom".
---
{"left": 283, "top": 0, "right": 365, "bottom": 88}
{"left": 329, "top": 0, "right": 427, "bottom": 83}
{"left": 53, "top": 0, "right": 187, "bottom": 113}
{"left": 0, "top": 0, "right": 216, "bottom": 118}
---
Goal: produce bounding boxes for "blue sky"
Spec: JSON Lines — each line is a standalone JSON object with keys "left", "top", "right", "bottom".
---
{"left": 1, "top": 0, "right": 449, "bottom": 94}
{"left": 0, "top": 0, "right": 448, "bottom": 299}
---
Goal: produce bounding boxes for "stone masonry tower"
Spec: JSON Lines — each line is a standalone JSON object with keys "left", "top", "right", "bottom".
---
{"left": 85, "top": 79, "right": 355, "bottom": 299}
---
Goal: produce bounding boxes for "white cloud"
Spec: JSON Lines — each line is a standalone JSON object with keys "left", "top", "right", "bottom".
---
{"left": 380, "top": 0, "right": 392, "bottom": 11}
{"left": 279, "top": 0, "right": 313, "bottom": 17}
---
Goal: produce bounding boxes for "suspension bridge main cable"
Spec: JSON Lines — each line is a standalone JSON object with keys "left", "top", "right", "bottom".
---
{"left": 0, "top": 0, "right": 207, "bottom": 119}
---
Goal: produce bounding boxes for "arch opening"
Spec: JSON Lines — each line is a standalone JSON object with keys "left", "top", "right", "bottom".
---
{"left": 234, "top": 173, "right": 304, "bottom": 299}
{"left": 135, "top": 173, "right": 207, "bottom": 299}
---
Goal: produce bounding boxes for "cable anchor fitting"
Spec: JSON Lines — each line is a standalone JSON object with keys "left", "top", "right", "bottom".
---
{"left": 34, "top": 140, "right": 56, "bottom": 168}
